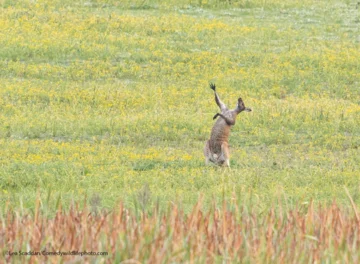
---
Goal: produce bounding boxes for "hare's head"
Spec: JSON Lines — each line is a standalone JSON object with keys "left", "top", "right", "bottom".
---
{"left": 236, "top": 98, "right": 252, "bottom": 113}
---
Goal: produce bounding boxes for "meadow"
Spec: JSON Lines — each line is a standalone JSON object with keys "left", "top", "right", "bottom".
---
{"left": 1, "top": 0, "right": 360, "bottom": 262}
{"left": 0, "top": 0, "right": 360, "bottom": 249}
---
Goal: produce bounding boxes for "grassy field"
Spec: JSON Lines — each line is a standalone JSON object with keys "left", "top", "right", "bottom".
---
{"left": 0, "top": 0, "right": 359, "bottom": 218}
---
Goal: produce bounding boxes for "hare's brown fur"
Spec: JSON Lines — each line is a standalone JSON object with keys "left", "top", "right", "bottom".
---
{"left": 204, "top": 83, "right": 251, "bottom": 167}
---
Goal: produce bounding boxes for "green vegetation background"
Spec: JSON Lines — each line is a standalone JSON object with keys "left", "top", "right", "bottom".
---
{"left": 0, "top": 0, "right": 359, "bottom": 214}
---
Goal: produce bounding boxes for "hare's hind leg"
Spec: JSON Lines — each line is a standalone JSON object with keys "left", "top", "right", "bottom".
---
{"left": 221, "top": 142, "right": 231, "bottom": 168}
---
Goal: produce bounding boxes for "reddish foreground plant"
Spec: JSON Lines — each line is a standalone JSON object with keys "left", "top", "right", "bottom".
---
{"left": 1, "top": 196, "right": 360, "bottom": 263}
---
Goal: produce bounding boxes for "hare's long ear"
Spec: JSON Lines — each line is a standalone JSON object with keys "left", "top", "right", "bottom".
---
{"left": 209, "top": 83, "right": 226, "bottom": 111}
{"left": 213, "top": 113, "right": 219, "bottom": 120}
{"left": 213, "top": 113, "right": 235, "bottom": 126}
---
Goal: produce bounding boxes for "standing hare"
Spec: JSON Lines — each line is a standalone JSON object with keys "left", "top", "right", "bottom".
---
{"left": 204, "top": 83, "right": 252, "bottom": 167}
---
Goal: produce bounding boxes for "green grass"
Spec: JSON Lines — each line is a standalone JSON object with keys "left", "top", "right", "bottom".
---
{"left": 0, "top": 0, "right": 359, "bottom": 215}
